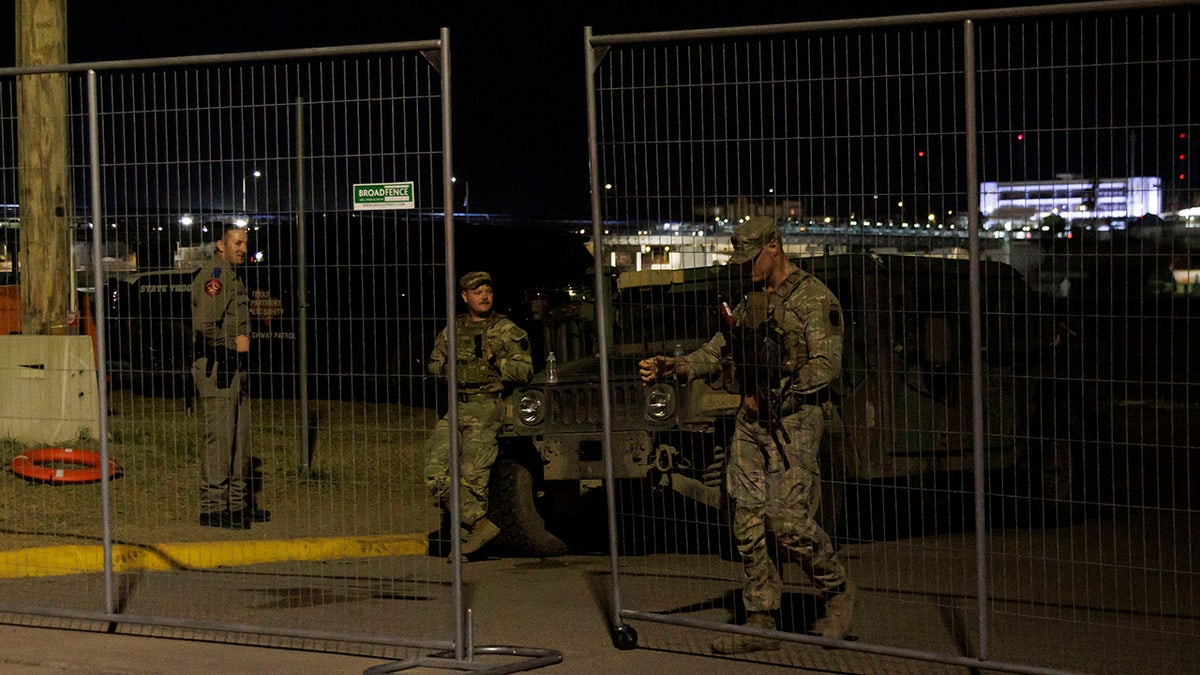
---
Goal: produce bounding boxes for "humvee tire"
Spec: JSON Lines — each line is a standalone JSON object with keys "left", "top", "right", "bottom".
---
{"left": 486, "top": 458, "right": 569, "bottom": 557}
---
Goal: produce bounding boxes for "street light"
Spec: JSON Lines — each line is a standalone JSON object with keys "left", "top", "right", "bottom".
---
{"left": 242, "top": 170, "right": 262, "bottom": 212}
{"left": 451, "top": 175, "right": 469, "bottom": 212}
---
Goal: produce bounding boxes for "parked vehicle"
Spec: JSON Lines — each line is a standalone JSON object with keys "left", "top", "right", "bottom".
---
{"left": 102, "top": 263, "right": 299, "bottom": 400}
{"left": 100, "top": 213, "right": 592, "bottom": 404}
{"left": 487, "top": 252, "right": 1079, "bottom": 554}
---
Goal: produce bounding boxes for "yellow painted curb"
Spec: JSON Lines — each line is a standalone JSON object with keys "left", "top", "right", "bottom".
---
{"left": 0, "top": 533, "right": 428, "bottom": 578}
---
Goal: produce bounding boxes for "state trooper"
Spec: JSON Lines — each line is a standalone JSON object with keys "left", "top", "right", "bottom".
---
{"left": 638, "top": 216, "right": 856, "bottom": 653}
{"left": 191, "top": 223, "right": 269, "bottom": 529}
{"left": 425, "top": 270, "right": 533, "bottom": 557}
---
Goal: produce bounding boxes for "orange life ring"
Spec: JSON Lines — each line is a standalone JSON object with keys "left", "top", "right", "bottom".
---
{"left": 8, "top": 448, "right": 122, "bottom": 484}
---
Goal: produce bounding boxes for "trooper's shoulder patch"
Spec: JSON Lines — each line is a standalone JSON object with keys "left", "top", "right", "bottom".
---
{"left": 204, "top": 278, "right": 223, "bottom": 297}
{"left": 830, "top": 308, "right": 841, "bottom": 327}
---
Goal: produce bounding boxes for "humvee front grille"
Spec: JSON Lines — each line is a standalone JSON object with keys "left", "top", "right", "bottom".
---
{"left": 545, "top": 380, "right": 643, "bottom": 429}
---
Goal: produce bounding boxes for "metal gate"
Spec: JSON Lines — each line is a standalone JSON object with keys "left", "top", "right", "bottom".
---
{"left": 0, "top": 31, "right": 559, "bottom": 671}
{"left": 586, "top": 1, "right": 1198, "bottom": 672}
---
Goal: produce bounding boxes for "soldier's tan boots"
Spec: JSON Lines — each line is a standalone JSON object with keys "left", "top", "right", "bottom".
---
{"left": 811, "top": 580, "right": 857, "bottom": 640}
{"left": 460, "top": 517, "right": 500, "bottom": 555}
{"left": 710, "top": 612, "right": 781, "bottom": 655}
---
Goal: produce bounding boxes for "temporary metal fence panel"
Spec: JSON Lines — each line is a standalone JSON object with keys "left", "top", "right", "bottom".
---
{"left": 585, "top": 2, "right": 1198, "bottom": 672}
{"left": 0, "top": 37, "right": 477, "bottom": 660}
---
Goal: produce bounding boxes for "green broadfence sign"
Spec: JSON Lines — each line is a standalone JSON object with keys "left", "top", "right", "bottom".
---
{"left": 352, "top": 181, "right": 415, "bottom": 210}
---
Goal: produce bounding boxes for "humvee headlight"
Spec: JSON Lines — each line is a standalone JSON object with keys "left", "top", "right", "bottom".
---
{"left": 645, "top": 383, "right": 676, "bottom": 421}
{"left": 517, "top": 390, "right": 545, "bottom": 425}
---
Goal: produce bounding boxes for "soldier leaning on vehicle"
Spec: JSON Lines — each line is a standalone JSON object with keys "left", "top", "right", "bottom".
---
{"left": 425, "top": 270, "right": 534, "bottom": 558}
{"left": 191, "top": 223, "right": 270, "bottom": 530}
{"left": 638, "top": 216, "right": 856, "bottom": 654}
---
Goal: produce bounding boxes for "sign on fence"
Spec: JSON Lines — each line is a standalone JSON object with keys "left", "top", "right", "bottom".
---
{"left": 352, "top": 181, "right": 415, "bottom": 210}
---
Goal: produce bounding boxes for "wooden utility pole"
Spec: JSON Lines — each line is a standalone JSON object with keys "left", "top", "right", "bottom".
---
{"left": 15, "top": 0, "right": 71, "bottom": 335}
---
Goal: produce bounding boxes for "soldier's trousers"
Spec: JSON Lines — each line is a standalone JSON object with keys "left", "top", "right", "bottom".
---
{"left": 424, "top": 397, "right": 504, "bottom": 527}
{"left": 193, "top": 358, "right": 251, "bottom": 514}
{"left": 726, "top": 403, "right": 847, "bottom": 613}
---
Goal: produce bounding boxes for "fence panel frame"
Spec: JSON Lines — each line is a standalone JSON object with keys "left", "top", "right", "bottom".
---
{"left": 0, "top": 31, "right": 565, "bottom": 669}
{"left": 585, "top": 2, "right": 1199, "bottom": 672}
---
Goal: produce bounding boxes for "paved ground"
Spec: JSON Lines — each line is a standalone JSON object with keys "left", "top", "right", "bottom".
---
{"left": 0, "top": 551, "right": 865, "bottom": 675}
{"left": 1, "top": 511, "right": 1197, "bottom": 674}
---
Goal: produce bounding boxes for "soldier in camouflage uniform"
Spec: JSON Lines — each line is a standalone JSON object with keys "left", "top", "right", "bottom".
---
{"left": 426, "top": 271, "right": 533, "bottom": 556}
{"left": 191, "top": 224, "right": 269, "bottom": 530}
{"left": 639, "top": 216, "right": 856, "bottom": 653}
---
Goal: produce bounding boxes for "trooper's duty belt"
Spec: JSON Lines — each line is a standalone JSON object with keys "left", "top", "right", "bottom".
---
{"left": 196, "top": 336, "right": 246, "bottom": 389}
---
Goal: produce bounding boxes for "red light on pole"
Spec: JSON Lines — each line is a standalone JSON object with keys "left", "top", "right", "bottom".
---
{"left": 1017, "top": 133, "right": 1024, "bottom": 140}
{"left": 917, "top": 151, "right": 926, "bottom": 157}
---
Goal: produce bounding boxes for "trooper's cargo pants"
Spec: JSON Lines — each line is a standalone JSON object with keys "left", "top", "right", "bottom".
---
{"left": 193, "top": 357, "right": 251, "bottom": 514}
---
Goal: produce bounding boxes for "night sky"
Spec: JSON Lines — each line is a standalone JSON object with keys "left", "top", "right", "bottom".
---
{"left": 4, "top": 1, "right": 1055, "bottom": 218}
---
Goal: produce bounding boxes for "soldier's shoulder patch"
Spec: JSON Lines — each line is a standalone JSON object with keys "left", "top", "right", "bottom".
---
{"left": 500, "top": 319, "right": 528, "bottom": 342}
{"left": 204, "top": 278, "right": 223, "bottom": 297}
{"left": 830, "top": 308, "right": 841, "bottom": 327}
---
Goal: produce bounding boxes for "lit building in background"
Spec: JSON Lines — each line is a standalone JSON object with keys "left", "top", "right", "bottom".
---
{"left": 980, "top": 175, "right": 1162, "bottom": 229}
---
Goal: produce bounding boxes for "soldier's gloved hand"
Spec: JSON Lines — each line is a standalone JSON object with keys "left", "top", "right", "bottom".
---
{"left": 741, "top": 391, "right": 761, "bottom": 420}
{"left": 637, "top": 357, "right": 661, "bottom": 384}
{"left": 638, "top": 355, "right": 687, "bottom": 384}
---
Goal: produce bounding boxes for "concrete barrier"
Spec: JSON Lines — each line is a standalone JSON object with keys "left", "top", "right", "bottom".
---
{"left": 0, "top": 335, "right": 99, "bottom": 444}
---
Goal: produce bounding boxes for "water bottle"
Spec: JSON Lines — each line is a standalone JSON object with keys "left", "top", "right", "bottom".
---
{"left": 672, "top": 343, "right": 686, "bottom": 388}
{"left": 546, "top": 351, "right": 558, "bottom": 384}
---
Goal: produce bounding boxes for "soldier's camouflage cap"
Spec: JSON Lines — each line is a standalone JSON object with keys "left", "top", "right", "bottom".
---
{"left": 728, "top": 216, "right": 781, "bottom": 265}
{"left": 459, "top": 270, "right": 492, "bottom": 291}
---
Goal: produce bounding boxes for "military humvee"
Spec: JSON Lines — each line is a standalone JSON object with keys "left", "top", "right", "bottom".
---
{"left": 487, "top": 252, "right": 1076, "bottom": 555}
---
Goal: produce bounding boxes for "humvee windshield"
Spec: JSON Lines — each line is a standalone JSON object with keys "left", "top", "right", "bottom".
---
{"left": 611, "top": 267, "right": 746, "bottom": 359}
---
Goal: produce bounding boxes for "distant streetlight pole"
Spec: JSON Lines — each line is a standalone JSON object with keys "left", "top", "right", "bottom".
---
{"left": 242, "top": 169, "right": 262, "bottom": 212}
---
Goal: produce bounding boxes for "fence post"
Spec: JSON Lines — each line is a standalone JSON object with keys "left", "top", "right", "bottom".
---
{"left": 85, "top": 68, "right": 118, "bottom": 616}
{"left": 294, "top": 96, "right": 310, "bottom": 475}
{"left": 962, "top": 17, "right": 991, "bottom": 663}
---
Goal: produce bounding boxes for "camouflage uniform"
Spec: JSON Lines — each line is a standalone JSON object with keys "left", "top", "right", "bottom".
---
{"left": 424, "top": 311, "right": 533, "bottom": 527}
{"left": 686, "top": 265, "right": 848, "bottom": 614}
{"left": 191, "top": 254, "right": 251, "bottom": 517}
